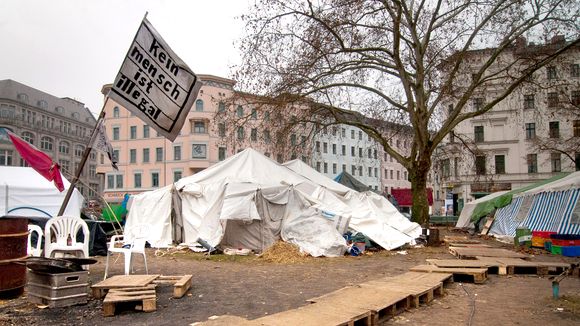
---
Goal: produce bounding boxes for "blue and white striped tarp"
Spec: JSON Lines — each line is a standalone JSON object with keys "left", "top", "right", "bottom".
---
{"left": 489, "top": 189, "right": 580, "bottom": 236}
{"left": 489, "top": 196, "right": 524, "bottom": 236}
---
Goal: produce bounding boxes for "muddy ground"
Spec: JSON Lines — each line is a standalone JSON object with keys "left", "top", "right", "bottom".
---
{"left": 1, "top": 229, "right": 579, "bottom": 326}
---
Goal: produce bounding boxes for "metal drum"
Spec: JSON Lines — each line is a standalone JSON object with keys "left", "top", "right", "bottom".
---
{"left": 0, "top": 218, "right": 28, "bottom": 298}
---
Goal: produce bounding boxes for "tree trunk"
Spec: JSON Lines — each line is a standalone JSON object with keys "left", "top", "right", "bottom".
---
{"left": 409, "top": 157, "right": 431, "bottom": 227}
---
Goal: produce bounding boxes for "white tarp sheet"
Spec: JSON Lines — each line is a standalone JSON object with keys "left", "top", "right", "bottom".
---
{"left": 0, "top": 166, "right": 84, "bottom": 218}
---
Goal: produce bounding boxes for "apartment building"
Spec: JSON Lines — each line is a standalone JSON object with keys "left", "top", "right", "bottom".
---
{"left": 0, "top": 79, "right": 100, "bottom": 199}
{"left": 433, "top": 36, "right": 580, "bottom": 213}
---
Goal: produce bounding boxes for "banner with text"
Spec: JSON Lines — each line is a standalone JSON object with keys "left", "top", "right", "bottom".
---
{"left": 109, "top": 17, "right": 202, "bottom": 141}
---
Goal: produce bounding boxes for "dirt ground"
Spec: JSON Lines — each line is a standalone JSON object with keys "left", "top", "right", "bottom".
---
{"left": 1, "top": 229, "right": 579, "bottom": 326}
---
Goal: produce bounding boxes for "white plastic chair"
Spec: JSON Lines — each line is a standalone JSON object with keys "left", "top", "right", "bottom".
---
{"left": 44, "top": 215, "right": 90, "bottom": 259}
{"left": 27, "top": 224, "right": 44, "bottom": 257}
{"left": 104, "top": 224, "right": 149, "bottom": 280}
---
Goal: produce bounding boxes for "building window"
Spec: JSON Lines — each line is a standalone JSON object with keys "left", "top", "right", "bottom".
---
{"left": 523, "top": 94, "right": 535, "bottom": 109}
{"left": 332, "top": 163, "right": 337, "bottom": 174}
{"left": 527, "top": 154, "right": 538, "bottom": 173}
{"left": 58, "top": 159, "right": 70, "bottom": 172}
{"left": 332, "top": 144, "right": 336, "bottom": 155}
{"left": 251, "top": 128, "right": 257, "bottom": 142}
{"left": 375, "top": 168, "right": 379, "bottom": 178}
{"left": 195, "top": 99, "right": 204, "bottom": 111}
{"left": 237, "top": 127, "right": 244, "bottom": 140}
{"left": 547, "top": 66, "right": 557, "bottom": 80}
{"left": 549, "top": 121, "right": 560, "bottom": 138}
{"left": 174, "top": 145, "right": 181, "bottom": 161}
{"left": 236, "top": 105, "right": 243, "bottom": 117}
{"left": 75, "top": 145, "right": 84, "bottom": 157}
{"left": 574, "top": 120, "right": 580, "bottom": 137}
{"left": 454, "top": 157, "right": 459, "bottom": 177}
{"left": 551, "top": 153, "right": 561, "bottom": 172}
{"left": 191, "top": 144, "right": 207, "bottom": 159}
{"left": 130, "top": 126, "right": 137, "bottom": 139}
{"left": 37, "top": 100, "right": 47, "bottom": 109}
{"left": 396, "top": 170, "right": 400, "bottom": 180}
{"left": 264, "top": 130, "right": 270, "bottom": 143}
{"left": 472, "top": 97, "right": 484, "bottom": 111}
{"left": 373, "top": 149, "right": 377, "bottom": 159}
{"left": 218, "top": 147, "right": 226, "bottom": 161}
{"left": 134, "top": 173, "right": 142, "bottom": 188}
{"left": 495, "top": 155, "right": 505, "bottom": 174}
{"left": 0, "top": 149, "right": 13, "bottom": 166}
{"left": 358, "top": 131, "right": 362, "bottom": 140}
{"left": 323, "top": 142, "right": 328, "bottom": 153}
{"left": 193, "top": 121, "right": 206, "bottom": 134}
{"left": 525, "top": 123, "right": 536, "bottom": 139}
{"left": 112, "top": 127, "right": 120, "bottom": 140}
{"left": 173, "top": 170, "right": 182, "bottom": 182}
{"left": 368, "top": 148, "right": 372, "bottom": 158}
{"left": 323, "top": 162, "right": 328, "bottom": 173}
{"left": 113, "top": 150, "right": 119, "bottom": 163}
{"left": 390, "top": 170, "right": 393, "bottom": 179}
{"left": 572, "top": 64, "right": 580, "bottom": 77}
{"left": 316, "top": 162, "right": 321, "bottom": 172}
{"left": 358, "top": 166, "right": 363, "bottom": 177}
{"left": 548, "top": 92, "right": 558, "bottom": 107}
{"left": 474, "top": 126, "right": 484, "bottom": 143}
{"left": 342, "top": 164, "right": 346, "bottom": 172}
{"left": 143, "top": 148, "right": 150, "bottom": 163}
{"left": 368, "top": 167, "right": 372, "bottom": 177}
{"left": 217, "top": 123, "right": 226, "bottom": 137}
{"left": 129, "top": 149, "right": 136, "bottom": 163}
{"left": 17, "top": 93, "right": 28, "bottom": 103}
{"left": 113, "top": 106, "right": 120, "bottom": 118}
{"left": 351, "top": 146, "right": 355, "bottom": 156}
{"left": 572, "top": 91, "right": 580, "bottom": 106}
{"left": 341, "top": 145, "right": 346, "bottom": 156}
{"left": 251, "top": 108, "right": 257, "bottom": 119}
{"left": 107, "top": 175, "right": 114, "bottom": 189}
{"left": 442, "top": 159, "right": 450, "bottom": 178}
{"left": 156, "top": 147, "right": 163, "bottom": 162}
{"left": 152, "top": 172, "right": 159, "bottom": 187}
{"left": 351, "top": 165, "right": 356, "bottom": 175}
{"left": 143, "top": 125, "right": 150, "bottom": 138}
{"left": 40, "top": 136, "right": 53, "bottom": 151}
{"left": 21, "top": 132, "right": 34, "bottom": 145}
{"left": 218, "top": 102, "right": 226, "bottom": 112}
{"left": 316, "top": 141, "right": 321, "bottom": 153}
{"left": 475, "top": 155, "right": 486, "bottom": 175}
{"left": 358, "top": 148, "right": 363, "bottom": 158}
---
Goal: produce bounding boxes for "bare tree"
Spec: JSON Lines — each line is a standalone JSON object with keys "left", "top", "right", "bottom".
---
{"left": 235, "top": 0, "right": 579, "bottom": 225}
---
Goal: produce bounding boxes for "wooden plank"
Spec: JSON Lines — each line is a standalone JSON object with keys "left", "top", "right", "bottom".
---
{"left": 449, "top": 247, "right": 529, "bottom": 259}
{"left": 255, "top": 301, "right": 372, "bottom": 326}
{"left": 173, "top": 275, "right": 193, "bottom": 298}
{"left": 92, "top": 274, "right": 160, "bottom": 299}
{"left": 102, "top": 285, "right": 157, "bottom": 317}
{"left": 446, "top": 243, "right": 492, "bottom": 248}
{"left": 480, "top": 216, "right": 495, "bottom": 235}
{"left": 410, "top": 265, "right": 488, "bottom": 284}
{"left": 475, "top": 257, "right": 571, "bottom": 276}
{"left": 193, "top": 316, "right": 254, "bottom": 326}
{"left": 427, "top": 259, "right": 495, "bottom": 268}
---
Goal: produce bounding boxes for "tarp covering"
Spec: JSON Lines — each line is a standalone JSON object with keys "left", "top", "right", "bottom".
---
{"left": 391, "top": 188, "right": 434, "bottom": 206}
{"left": 488, "top": 171, "right": 580, "bottom": 236}
{"left": 456, "top": 191, "right": 509, "bottom": 228}
{"left": 127, "top": 149, "right": 422, "bottom": 255}
{"left": 469, "top": 172, "right": 571, "bottom": 223}
{"left": 333, "top": 172, "right": 372, "bottom": 193}
{"left": 0, "top": 166, "right": 84, "bottom": 218}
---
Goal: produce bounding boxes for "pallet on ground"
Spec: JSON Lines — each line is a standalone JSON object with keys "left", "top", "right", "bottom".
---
{"left": 254, "top": 301, "right": 372, "bottom": 326}
{"left": 475, "top": 257, "right": 570, "bottom": 275}
{"left": 449, "top": 247, "right": 529, "bottom": 259}
{"left": 92, "top": 274, "right": 160, "bottom": 299}
{"left": 152, "top": 274, "right": 193, "bottom": 298}
{"left": 410, "top": 265, "right": 487, "bottom": 284}
{"left": 102, "top": 284, "right": 156, "bottom": 317}
{"left": 307, "top": 285, "right": 410, "bottom": 324}
{"left": 370, "top": 271, "right": 454, "bottom": 288}
{"left": 446, "top": 243, "right": 492, "bottom": 248}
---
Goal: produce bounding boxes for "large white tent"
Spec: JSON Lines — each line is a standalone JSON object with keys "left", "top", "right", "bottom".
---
{"left": 0, "top": 166, "right": 84, "bottom": 218}
{"left": 126, "top": 149, "right": 420, "bottom": 256}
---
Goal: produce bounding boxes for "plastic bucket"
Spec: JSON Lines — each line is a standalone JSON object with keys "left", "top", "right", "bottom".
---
{"left": 0, "top": 218, "right": 28, "bottom": 298}
{"left": 514, "top": 228, "right": 532, "bottom": 248}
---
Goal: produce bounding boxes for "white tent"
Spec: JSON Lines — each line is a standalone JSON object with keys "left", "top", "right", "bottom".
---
{"left": 126, "top": 149, "right": 420, "bottom": 256}
{"left": 0, "top": 166, "right": 84, "bottom": 218}
{"left": 455, "top": 191, "right": 510, "bottom": 228}
{"left": 283, "top": 159, "right": 422, "bottom": 249}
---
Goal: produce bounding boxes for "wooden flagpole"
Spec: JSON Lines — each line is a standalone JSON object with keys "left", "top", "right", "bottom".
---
{"left": 57, "top": 98, "right": 109, "bottom": 216}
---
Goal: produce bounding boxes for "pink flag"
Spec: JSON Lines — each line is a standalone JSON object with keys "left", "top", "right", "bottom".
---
{"left": 6, "top": 130, "right": 65, "bottom": 192}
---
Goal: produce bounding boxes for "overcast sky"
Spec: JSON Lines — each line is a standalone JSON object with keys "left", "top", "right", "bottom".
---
{"left": 0, "top": 0, "right": 250, "bottom": 115}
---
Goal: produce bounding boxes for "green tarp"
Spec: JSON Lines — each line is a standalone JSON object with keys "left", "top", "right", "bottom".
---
{"left": 470, "top": 173, "right": 570, "bottom": 222}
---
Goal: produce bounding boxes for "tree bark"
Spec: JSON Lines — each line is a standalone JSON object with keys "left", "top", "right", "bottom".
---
{"left": 409, "top": 153, "right": 431, "bottom": 227}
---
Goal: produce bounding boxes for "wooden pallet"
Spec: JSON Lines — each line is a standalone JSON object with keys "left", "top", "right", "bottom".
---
{"left": 92, "top": 274, "right": 160, "bottom": 299}
{"left": 255, "top": 300, "right": 373, "bottom": 326}
{"left": 102, "top": 284, "right": 156, "bottom": 317}
{"left": 475, "top": 257, "right": 570, "bottom": 276}
{"left": 480, "top": 216, "right": 495, "bottom": 235}
{"left": 447, "top": 243, "right": 492, "bottom": 248}
{"left": 93, "top": 274, "right": 192, "bottom": 299}
{"left": 449, "top": 247, "right": 529, "bottom": 259}
{"left": 410, "top": 265, "right": 487, "bottom": 284}
{"left": 152, "top": 275, "right": 193, "bottom": 298}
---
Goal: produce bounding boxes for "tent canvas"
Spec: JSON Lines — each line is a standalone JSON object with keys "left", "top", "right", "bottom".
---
{"left": 126, "top": 149, "right": 421, "bottom": 256}
{"left": 283, "top": 159, "right": 422, "bottom": 248}
{"left": 0, "top": 166, "right": 84, "bottom": 218}
{"left": 333, "top": 172, "right": 372, "bottom": 193}
{"left": 489, "top": 171, "right": 580, "bottom": 236}
{"left": 456, "top": 191, "right": 509, "bottom": 228}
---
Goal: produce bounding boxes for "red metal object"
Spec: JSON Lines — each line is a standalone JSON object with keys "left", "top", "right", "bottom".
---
{"left": 0, "top": 218, "right": 28, "bottom": 298}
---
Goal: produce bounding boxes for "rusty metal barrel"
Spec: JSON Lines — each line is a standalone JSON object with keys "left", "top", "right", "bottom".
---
{"left": 0, "top": 217, "right": 28, "bottom": 298}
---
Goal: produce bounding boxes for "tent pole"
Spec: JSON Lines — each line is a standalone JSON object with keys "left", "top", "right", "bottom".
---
{"left": 57, "top": 99, "right": 109, "bottom": 216}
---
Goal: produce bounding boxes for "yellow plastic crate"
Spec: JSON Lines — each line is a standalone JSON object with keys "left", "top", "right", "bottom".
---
{"left": 531, "top": 236, "right": 545, "bottom": 248}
